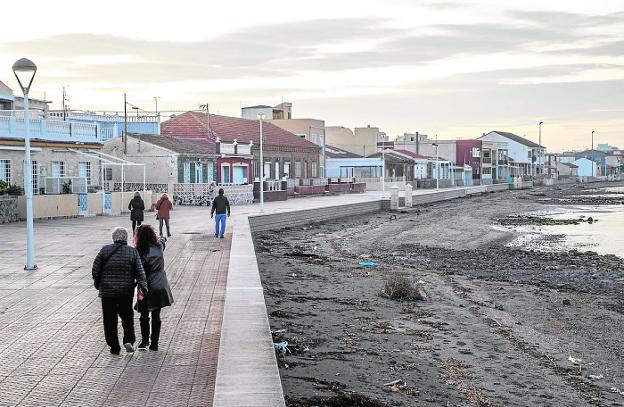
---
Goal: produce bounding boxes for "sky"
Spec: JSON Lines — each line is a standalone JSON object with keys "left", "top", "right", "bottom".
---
{"left": 1, "top": 0, "right": 623, "bottom": 152}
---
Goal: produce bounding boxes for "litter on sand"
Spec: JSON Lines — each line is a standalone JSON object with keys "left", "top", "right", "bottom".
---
{"left": 274, "top": 342, "right": 290, "bottom": 356}
{"left": 359, "top": 261, "right": 379, "bottom": 268}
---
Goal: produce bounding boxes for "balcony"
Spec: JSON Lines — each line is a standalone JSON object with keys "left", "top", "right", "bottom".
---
{"left": 0, "top": 111, "right": 102, "bottom": 143}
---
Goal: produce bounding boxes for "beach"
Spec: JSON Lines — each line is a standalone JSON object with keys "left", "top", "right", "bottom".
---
{"left": 255, "top": 182, "right": 624, "bottom": 407}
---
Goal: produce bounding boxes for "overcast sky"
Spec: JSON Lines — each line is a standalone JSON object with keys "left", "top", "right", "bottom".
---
{"left": 1, "top": 0, "right": 622, "bottom": 151}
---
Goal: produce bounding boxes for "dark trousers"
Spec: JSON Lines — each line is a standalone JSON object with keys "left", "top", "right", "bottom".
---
{"left": 101, "top": 296, "right": 135, "bottom": 351}
{"left": 159, "top": 218, "right": 170, "bottom": 236}
{"left": 140, "top": 308, "right": 162, "bottom": 346}
{"left": 132, "top": 220, "right": 142, "bottom": 233}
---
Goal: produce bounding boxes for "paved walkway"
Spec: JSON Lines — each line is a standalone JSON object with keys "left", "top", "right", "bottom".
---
{"left": 0, "top": 207, "right": 227, "bottom": 407}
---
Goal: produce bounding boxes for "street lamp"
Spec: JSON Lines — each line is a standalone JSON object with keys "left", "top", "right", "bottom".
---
{"left": 592, "top": 130, "right": 595, "bottom": 177}
{"left": 257, "top": 113, "right": 265, "bottom": 211}
{"left": 538, "top": 121, "right": 543, "bottom": 176}
{"left": 378, "top": 133, "right": 385, "bottom": 194}
{"left": 433, "top": 135, "right": 440, "bottom": 190}
{"left": 12, "top": 58, "right": 37, "bottom": 270}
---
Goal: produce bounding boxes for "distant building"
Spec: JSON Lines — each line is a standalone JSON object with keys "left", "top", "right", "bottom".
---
{"left": 325, "top": 145, "right": 382, "bottom": 178}
{"left": 162, "top": 112, "right": 321, "bottom": 181}
{"left": 479, "top": 131, "right": 545, "bottom": 177}
{"left": 573, "top": 157, "right": 600, "bottom": 177}
{"left": 556, "top": 162, "right": 578, "bottom": 178}
{"left": 241, "top": 102, "right": 292, "bottom": 120}
{"left": 325, "top": 125, "right": 388, "bottom": 157}
{"left": 598, "top": 143, "right": 619, "bottom": 152}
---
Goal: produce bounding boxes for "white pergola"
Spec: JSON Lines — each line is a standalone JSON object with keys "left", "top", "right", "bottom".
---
{"left": 65, "top": 148, "right": 146, "bottom": 213}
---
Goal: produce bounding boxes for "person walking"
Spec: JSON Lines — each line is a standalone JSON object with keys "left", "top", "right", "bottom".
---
{"left": 134, "top": 225, "right": 174, "bottom": 351}
{"left": 211, "top": 188, "right": 230, "bottom": 239}
{"left": 128, "top": 192, "right": 145, "bottom": 233}
{"left": 156, "top": 193, "right": 173, "bottom": 237}
{"left": 92, "top": 227, "right": 148, "bottom": 355}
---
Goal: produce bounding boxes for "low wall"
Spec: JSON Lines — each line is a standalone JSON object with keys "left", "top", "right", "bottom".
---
{"left": 19, "top": 194, "right": 79, "bottom": 219}
{"left": 248, "top": 200, "right": 383, "bottom": 232}
{"left": 0, "top": 196, "right": 19, "bottom": 223}
{"left": 295, "top": 185, "right": 326, "bottom": 195}
{"left": 16, "top": 191, "right": 154, "bottom": 220}
{"left": 328, "top": 183, "right": 351, "bottom": 193}
{"left": 351, "top": 183, "right": 367, "bottom": 193}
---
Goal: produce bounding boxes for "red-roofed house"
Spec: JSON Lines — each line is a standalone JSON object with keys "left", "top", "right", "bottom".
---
{"left": 162, "top": 112, "right": 321, "bottom": 183}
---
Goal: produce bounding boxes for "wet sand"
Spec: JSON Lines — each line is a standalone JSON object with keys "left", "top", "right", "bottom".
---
{"left": 254, "top": 183, "right": 624, "bottom": 407}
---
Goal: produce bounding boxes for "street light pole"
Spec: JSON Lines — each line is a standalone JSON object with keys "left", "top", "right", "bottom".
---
{"left": 379, "top": 133, "right": 385, "bottom": 195}
{"left": 539, "top": 121, "right": 543, "bottom": 176}
{"left": 257, "top": 113, "right": 265, "bottom": 211}
{"left": 435, "top": 135, "right": 439, "bottom": 190}
{"left": 13, "top": 58, "right": 37, "bottom": 270}
{"left": 592, "top": 130, "right": 595, "bottom": 177}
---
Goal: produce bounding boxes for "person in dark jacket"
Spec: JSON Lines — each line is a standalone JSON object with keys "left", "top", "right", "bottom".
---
{"left": 134, "top": 224, "right": 174, "bottom": 351}
{"left": 211, "top": 188, "right": 230, "bottom": 239}
{"left": 156, "top": 194, "right": 173, "bottom": 237}
{"left": 92, "top": 227, "right": 148, "bottom": 355}
{"left": 128, "top": 192, "right": 145, "bottom": 233}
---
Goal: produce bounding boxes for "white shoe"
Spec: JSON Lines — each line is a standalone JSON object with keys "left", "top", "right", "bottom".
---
{"left": 123, "top": 343, "right": 135, "bottom": 353}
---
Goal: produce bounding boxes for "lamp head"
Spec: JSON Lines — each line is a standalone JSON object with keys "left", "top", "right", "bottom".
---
{"left": 257, "top": 113, "right": 266, "bottom": 120}
{"left": 12, "top": 58, "right": 37, "bottom": 94}
{"left": 539, "top": 121, "right": 543, "bottom": 125}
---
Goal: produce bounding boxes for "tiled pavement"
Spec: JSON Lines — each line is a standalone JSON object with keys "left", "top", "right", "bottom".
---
{"left": 0, "top": 206, "right": 228, "bottom": 407}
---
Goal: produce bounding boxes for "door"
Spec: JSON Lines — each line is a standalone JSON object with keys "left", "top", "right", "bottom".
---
{"left": 233, "top": 166, "right": 247, "bottom": 184}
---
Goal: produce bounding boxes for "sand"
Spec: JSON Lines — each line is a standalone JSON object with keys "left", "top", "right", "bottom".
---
{"left": 255, "top": 183, "right": 624, "bottom": 407}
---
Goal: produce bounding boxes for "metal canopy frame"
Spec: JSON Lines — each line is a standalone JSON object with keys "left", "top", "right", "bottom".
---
{"left": 63, "top": 148, "right": 147, "bottom": 213}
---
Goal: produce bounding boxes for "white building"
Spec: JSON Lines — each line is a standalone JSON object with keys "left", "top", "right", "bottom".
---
{"left": 479, "top": 131, "right": 545, "bottom": 177}
{"left": 573, "top": 157, "right": 599, "bottom": 177}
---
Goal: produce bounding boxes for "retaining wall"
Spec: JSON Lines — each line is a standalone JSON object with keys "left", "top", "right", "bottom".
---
{"left": 248, "top": 200, "right": 383, "bottom": 232}
{"left": 0, "top": 196, "right": 19, "bottom": 223}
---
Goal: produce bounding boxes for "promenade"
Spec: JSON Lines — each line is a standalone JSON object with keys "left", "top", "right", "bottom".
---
{"left": 0, "top": 207, "right": 228, "bottom": 407}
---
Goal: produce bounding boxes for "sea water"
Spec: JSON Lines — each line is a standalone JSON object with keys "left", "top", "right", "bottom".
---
{"left": 543, "top": 205, "right": 624, "bottom": 257}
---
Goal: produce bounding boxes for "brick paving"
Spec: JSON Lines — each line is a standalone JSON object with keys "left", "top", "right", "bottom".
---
{"left": 0, "top": 207, "right": 228, "bottom": 407}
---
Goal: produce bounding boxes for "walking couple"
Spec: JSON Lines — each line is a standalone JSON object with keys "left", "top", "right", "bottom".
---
{"left": 128, "top": 192, "right": 173, "bottom": 238}
{"left": 92, "top": 225, "right": 174, "bottom": 354}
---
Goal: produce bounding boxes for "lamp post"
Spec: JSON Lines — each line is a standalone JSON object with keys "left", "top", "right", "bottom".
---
{"left": 378, "top": 133, "right": 385, "bottom": 194}
{"left": 592, "top": 130, "right": 595, "bottom": 177}
{"left": 257, "top": 113, "right": 265, "bottom": 211}
{"left": 13, "top": 58, "right": 37, "bottom": 270}
{"left": 433, "top": 135, "right": 439, "bottom": 190}
{"left": 538, "top": 121, "right": 543, "bottom": 176}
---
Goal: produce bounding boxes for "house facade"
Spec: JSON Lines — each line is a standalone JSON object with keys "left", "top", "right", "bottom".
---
{"left": 161, "top": 112, "right": 321, "bottom": 182}
{"left": 102, "top": 134, "right": 222, "bottom": 190}
{"left": 556, "top": 162, "right": 578, "bottom": 178}
{"left": 325, "top": 145, "right": 383, "bottom": 178}
{"left": 325, "top": 125, "right": 388, "bottom": 157}
{"left": 0, "top": 138, "right": 102, "bottom": 194}
{"left": 480, "top": 131, "right": 545, "bottom": 177}
{"left": 573, "top": 157, "right": 600, "bottom": 177}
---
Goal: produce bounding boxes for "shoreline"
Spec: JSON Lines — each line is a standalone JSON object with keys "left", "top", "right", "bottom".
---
{"left": 255, "top": 182, "right": 624, "bottom": 407}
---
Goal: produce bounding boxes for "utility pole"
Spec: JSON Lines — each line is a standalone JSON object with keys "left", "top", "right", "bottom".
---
{"left": 539, "top": 121, "right": 543, "bottom": 176}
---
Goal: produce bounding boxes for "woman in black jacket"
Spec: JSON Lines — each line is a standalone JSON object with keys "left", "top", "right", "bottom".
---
{"left": 128, "top": 192, "right": 145, "bottom": 233}
{"left": 134, "top": 224, "right": 174, "bottom": 351}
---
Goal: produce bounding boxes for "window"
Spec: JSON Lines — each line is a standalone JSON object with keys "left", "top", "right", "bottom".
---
{"left": 295, "top": 161, "right": 302, "bottom": 178}
{"left": 32, "top": 161, "right": 39, "bottom": 194}
{"left": 284, "top": 162, "right": 291, "bottom": 178}
{"left": 195, "top": 162, "right": 203, "bottom": 183}
{"left": 183, "top": 162, "right": 191, "bottom": 183}
{"left": 471, "top": 148, "right": 481, "bottom": 158}
{"left": 0, "top": 159, "right": 10, "bottom": 184}
{"left": 274, "top": 161, "right": 280, "bottom": 180}
{"left": 78, "top": 162, "right": 91, "bottom": 185}
{"left": 264, "top": 162, "right": 271, "bottom": 180}
{"left": 105, "top": 168, "right": 113, "bottom": 181}
{"left": 52, "top": 161, "right": 65, "bottom": 177}
{"left": 221, "top": 164, "right": 231, "bottom": 184}
{"left": 311, "top": 162, "right": 318, "bottom": 178}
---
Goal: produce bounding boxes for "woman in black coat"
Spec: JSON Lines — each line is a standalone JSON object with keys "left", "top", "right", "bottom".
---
{"left": 128, "top": 192, "right": 145, "bottom": 233}
{"left": 134, "top": 224, "right": 174, "bottom": 351}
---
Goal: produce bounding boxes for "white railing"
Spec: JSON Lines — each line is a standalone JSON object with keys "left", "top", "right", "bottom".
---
{"left": 44, "top": 177, "right": 88, "bottom": 194}
{"left": 0, "top": 115, "right": 101, "bottom": 143}
{"left": 48, "top": 110, "right": 159, "bottom": 123}
{"left": 265, "top": 180, "right": 282, "bottom": 191}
